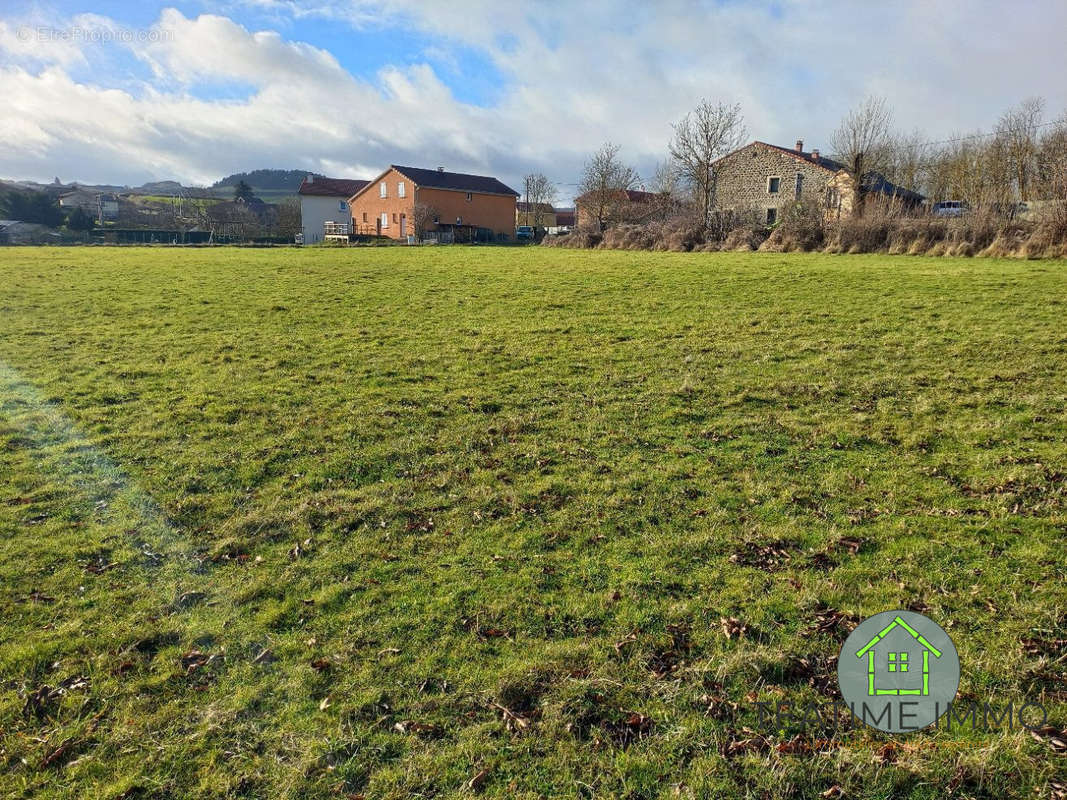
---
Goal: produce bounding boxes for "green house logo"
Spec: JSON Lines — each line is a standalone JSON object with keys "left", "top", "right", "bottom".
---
{"left": 838, "top": 610, "right": 959, "bottom": 733}
{"left": 856, "top": 615, "right": 941, "bottom": 697}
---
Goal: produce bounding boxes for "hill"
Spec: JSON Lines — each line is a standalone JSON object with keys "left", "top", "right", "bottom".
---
{"left": 211, "top": 169, "right": 316, "bottom": 192}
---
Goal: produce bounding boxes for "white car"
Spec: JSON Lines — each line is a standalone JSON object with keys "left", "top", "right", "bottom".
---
{"left": 932, "top": 201, "right": 966, "bottom": 217}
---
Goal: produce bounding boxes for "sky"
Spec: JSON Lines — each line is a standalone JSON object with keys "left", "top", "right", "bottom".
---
{"left": 2, "top": 0, "right": 1066, "bottom": 203}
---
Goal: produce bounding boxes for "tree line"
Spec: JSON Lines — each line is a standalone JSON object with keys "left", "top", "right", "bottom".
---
{"left": 571, "top": 95, "right": 1067, "bottom": 231}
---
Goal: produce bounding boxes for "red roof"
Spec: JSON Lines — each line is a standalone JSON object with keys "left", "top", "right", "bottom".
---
{"left": 298, "top": 176, "right": 369, "bottom": 198}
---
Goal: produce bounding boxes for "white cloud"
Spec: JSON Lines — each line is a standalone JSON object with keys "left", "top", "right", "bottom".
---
{"left": 1, "top": 1, "right": 1065, "bottom": 201}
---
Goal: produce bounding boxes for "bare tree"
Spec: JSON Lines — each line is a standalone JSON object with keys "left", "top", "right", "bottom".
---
{"left": 885, "top": 128, "right": 929, "bottom": 196}
{"left": 522, "top": 173, "right": 557, "bottom": 230}
{"left": 412, "top": 202, "right": 438, "bottom": 238}
{"left": 830, "top": 96, "right": 894, "bottom": 216}
{"left": 668, "top": 99, "right": 746, "bottom": 227}
{"left": 650, "top": 158, "right": 681, "bottom": 197}
{"left": 996, "top": 97, "right": 1044, "bottom": 201}
{"left": 275, "top": 197, "right": 301, "bottom": 240}
{"left": 577, "top": 142, "right": 640, "bottom": 231}
{"left": 1037, "top": 110, "right": 1067, "bottom": 205}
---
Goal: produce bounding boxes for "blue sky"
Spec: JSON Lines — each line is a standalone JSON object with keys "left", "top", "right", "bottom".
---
{"left": 2, "top": 0, "right": 1066, "bottom": 200}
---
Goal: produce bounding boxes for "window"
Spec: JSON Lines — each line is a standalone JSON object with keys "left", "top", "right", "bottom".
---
{"left": 465, "top": 192, "right": 472, "bottom": 202}
{"left": 392, "top": 213, "right": 397, "bottom": 223}
{"left": 398, "top": 181, "right": 406, "bottom": 198}
{"left": 362, "top": 212, "right": 367, "bottom": 222}
{"left": 767, "top": 176, "right": 781, "bottom": 194}
{"left": 380, "top": 212, "right": 389, "bottom": 228}
{"left": 338, "top": 200, "right": 347, "bottom": 211}
{"left": 379, "top": 181, "right": 387, "bottom": 198}
{"left": 766, "top": 207, "right": 777, "bottom": 225}
{"left": 794, "top": 173, "right": 803, "bottom": 198}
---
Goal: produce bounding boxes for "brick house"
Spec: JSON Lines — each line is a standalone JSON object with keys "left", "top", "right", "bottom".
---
{"left": 348, "top": 166, "right": 519, "bottom": 242}
{"left": 712, "top": 140, "right": 922, "bottom": 223}
{"left": 574, "top": 188, "right": 659, "bottom": 230}
{"left": 298, "top": 176, "right": 369, "bottom": 244}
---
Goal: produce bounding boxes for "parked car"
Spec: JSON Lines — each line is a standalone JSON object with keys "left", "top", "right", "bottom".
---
{"left": 932, "top": 201, "right": 967, "bottom": 217}
{"left": 515, "top": 225, "right": 534, "bottom": 241}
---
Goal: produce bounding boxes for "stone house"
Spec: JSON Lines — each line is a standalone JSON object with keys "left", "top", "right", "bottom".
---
{"left": 712, "top": 140, "right": 922, "bottom": 223}
{"left": 348, "top": 166, "right": 518, "bottom": 241}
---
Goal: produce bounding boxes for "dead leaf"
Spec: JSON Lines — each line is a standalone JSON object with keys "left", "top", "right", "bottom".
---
{"left": 465, "top": 768, "right": 489, "bottom": 793}
{"left": 40, "top": 738, "right": 74, "bottom": 769}
{"left": 319, "top": 696, "right": 331, "bottom": 711}
{"left": 720, "top": 617, "right": 747, "bottom": 639}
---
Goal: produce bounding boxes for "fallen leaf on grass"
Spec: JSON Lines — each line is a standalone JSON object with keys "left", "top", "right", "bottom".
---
{"left": 1029, "top": 725, "right": 1067, "bottom": 753}
{"left": 464, "top": 768, "right": 489, "bottom": 793}
{"left": 393, "top": 720, "right": 440, "bottom": 736}
{"left": 721, "top": 617, "right": 747, "bottom": 639}
{"left": 490, "top": 701, "right": 538, "bottom": 732}
{"left": 180, "top": 650, "right": 216, "bottom": 674}
{"left": 40, "top": 738, "right": 74, "bottom": 769}
{"left": 310, "top": 658, "right": 331, "bottom": 672}
{"left": 875, "top": 742, "right": 898, "bottom": 764}
{"left": 319, "top": 696, "right": 331, "bottom": 711}
{"left": 174, "top": 591, "right": 207, "bottom": 609}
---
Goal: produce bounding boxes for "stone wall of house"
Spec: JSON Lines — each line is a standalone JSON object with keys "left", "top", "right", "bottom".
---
{"left": 713, "top": 143, "right": 839, "bottom": 222}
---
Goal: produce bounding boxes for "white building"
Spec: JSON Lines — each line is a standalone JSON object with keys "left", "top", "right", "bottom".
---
{"left": 298, "top": 175, "right": 368, "bottom": 244}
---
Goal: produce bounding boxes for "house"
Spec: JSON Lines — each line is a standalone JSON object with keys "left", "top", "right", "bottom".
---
{"left": 58, "top": 189, "right": 120, "bottom": 223}
{"left": 854, "top": 615, "right": 942, "bottom": 697}
{"left": 574, "top": 189, "right": 659, "bottom": 230}
{"left": 58, "top": 188, "right": 99, "bottom": 213}
{"left": 554, "top": 207, "right": 576, "bottom": 228}
{"left": 516, "top": 201, "right": 556, "bottom": 228}
{"left": 348, "top": 166, "right": 519, "bottom": 242}
{"left": 0, "top": 220, "right": 58, "bottom": 244}
{"left": 712, "top": 140, "right": 923, "bottom": 224}
{"left": 298, "top": 175, "right": 369, "bottom": 244}
{"left": 98, "top": 193, "right": 119, "bottom": 222}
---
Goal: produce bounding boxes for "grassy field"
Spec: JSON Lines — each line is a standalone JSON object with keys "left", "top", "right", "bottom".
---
{"left": 0, "top": 246, "right": 1064, "bottom": 799}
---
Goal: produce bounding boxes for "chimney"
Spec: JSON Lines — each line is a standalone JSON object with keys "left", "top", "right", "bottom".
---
{"left": 811, "top": 149, "right": 820, "bottom": 163}
{"left": 437, "top": 166, "right": 444, "bottom": 172}
{"left": 795, "top": 139, "right": 804, "bottom": 153}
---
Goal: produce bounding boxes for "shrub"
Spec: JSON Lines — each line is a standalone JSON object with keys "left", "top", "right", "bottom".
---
{"left": 759, "top": 202, "right": 826, "bottom": 252}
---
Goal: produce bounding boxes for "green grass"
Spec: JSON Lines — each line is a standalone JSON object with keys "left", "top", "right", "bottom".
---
{"left": 0, "top": 247, "right": 1064, "bottom": 799}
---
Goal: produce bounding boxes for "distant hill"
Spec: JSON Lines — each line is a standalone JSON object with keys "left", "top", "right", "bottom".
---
{"left": 212, "top": 169, "right": 316, "bottom": 192}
